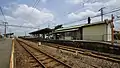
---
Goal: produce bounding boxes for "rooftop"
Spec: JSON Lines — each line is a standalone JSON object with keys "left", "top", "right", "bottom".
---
{"left": 29, "top": 28, "right": 53, "bottom": 34}
{"left": 29, "top": 19, "right": 111, "bottom": 34}
{"left": 3, "top": 33, "right": 14, "bottom": 35}
{"left": 55, "top": 20, "right": 109, "bottom": 32}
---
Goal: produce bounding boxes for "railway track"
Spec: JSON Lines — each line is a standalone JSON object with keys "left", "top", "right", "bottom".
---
{"left": 16, "top": 39, "right": 71, "bottom": 68}
{"left": 18, "top": 39, "right": 104, "bottom": 68}
{"left": 15, "top": 40, "right": 44, "bottom": 68}
{"left": 43, "top": 42, "right": 120, "bottom": 63}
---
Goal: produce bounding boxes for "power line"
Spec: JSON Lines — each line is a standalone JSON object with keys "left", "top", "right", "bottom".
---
{"left": 29, "top": 0, "right": 40, "bottom": 15}
{"left": 33, "top": 0, "right": 39, "bottom": 8}
{"left": 31, "top": 0, "right": 40, "bottom": 13}
{"left": 0, "top": 24, "right": 39, "bottom": 29}
{"left": 22, "top": 0, "right": 40, "bottom": 27}
{"left": 62, "top": 14, "right": 100, "bottom": 25}
{"left": 0, "top": 6, "right": 8, "bottom": 37}
{"left": 6, "top": 7, "right": 119, "bottom": 29}
{"left": 0, "top": 0, "right": 41, "bottom": 30}
{"left": 62, "top": 7, "right": 120, "bottom": 26}
{"left": 0, "top": 1, "right": 41, "bottom": 30}
{"left": 33, "top": 0, "right": 40, "bottom": 9}
{"left": 0, "top": 6, "right": 7, "bottom": 22}
{"left": 103, "top": 8, "right": 120, "bottom": 15}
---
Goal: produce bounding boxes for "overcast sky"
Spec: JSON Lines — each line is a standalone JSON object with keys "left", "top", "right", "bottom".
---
{"left": 0, "top": 0, "right": 120, "bottom": 36}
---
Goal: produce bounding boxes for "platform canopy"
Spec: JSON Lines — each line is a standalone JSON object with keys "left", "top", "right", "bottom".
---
{"left": 29, "top": 28, "right": 53, "bottom": 34}
{"left": 3, "top": 33, "right": 14, "bottom": 35}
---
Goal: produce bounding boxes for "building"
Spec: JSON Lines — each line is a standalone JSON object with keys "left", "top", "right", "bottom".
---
{"left": 53, "top": 19, "right": 112, "bottom": 41}
{"left": 3, "top": 33, "right": 14, "bottom": 38}
{"left": 29, "top": 28, "right": 53, "bottom": 40}
{"left": 29, "top": 19, "right": 113, "bottom": 41}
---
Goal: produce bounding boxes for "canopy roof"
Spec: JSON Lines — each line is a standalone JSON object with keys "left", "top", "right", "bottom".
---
{"left": 29, "top": 28, "right": 53, "bottom": 34}
{"left": 3, "top": 33, "right": 14, "bottom": 35}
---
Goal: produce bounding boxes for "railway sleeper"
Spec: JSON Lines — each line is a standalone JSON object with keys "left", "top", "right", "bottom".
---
{"left": 39, "top": 57, "right": 50, "bottom": 61}
{"left": 32, "top": 63, "right": 40, "bottom": 67}
{"left": 29, "top": 60, "right": 37, "bottom": 63}
{"left": 42, "top": 59, "right": 54, "bottom": 64}
{"left": 16, "top": 39, "right": 72, "bottom": 68}
{"left": 44, "top": 62, "right": 59, "bottom": 68}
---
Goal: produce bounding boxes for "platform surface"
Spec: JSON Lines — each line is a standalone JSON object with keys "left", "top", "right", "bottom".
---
{"left": 0, "top": 38, "right": 12, "bottom": 68}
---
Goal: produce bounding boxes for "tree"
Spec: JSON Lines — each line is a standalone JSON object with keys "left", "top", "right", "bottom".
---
{"left": 54, "top": 25, "right": 63, "bottom": 30}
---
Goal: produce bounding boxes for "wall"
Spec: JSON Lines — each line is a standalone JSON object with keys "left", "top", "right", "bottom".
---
{"left": 64, "top": 30, "right": 82, "bottom": 40}
{"left": 64, "top": 32, "right": 72, "bottom": 40}
{"left": 59, "top": 33, "right": 65, "bottom": 40}
{"left": 65, "top": 36, "right": 72, "bottom": 40}
{"left": 107, "top": 23, "right": 112, "bottom": 41}
{"left": 83, "top": 24, "right": 107, "bottom": 41}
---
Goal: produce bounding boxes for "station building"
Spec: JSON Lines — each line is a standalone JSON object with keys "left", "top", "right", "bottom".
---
{"left": 29, "top": 19, "right": 112, "bottom": 41}
{"left": 3, "top": 33, "right": 14, "bottom": 38}
{"left": 52, "top": 19, "right": 112, "bottom": 41}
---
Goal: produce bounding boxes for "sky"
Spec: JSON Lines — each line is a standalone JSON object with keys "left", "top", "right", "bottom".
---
{"left": 0, "top": 0, "right": 120, "bottom": 36}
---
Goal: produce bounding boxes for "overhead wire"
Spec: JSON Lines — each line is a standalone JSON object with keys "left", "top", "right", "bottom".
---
{"left": 0, "top": 6, "right": 7, "bottom": 22}
{"left": 17, "top": 0, "right": 41, "bottom": 29}
{"left": 1, "top": 7, "right": 118, "bottom": 29}
{"left": 61, "top": 7, "right": 120, "bottom": 26}
{"left": 0, "top": 24, "right": 39, "bottom": 29}
{"left": 0, "top": 3, "right": 120, "bottom": 30}
{"left": 0, "top": 0, "right": 41, "bottom": 29}
{"left": 33, "top": 0, "right": 39, "bottom": 8}
{"left": 31, "top": 0, "right": 40, "bottom": 13}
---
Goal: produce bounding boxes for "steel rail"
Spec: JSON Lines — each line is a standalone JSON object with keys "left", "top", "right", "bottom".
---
{"left": 17, "top": 39, "right": 71, "bottom": 68}
{"left": 18, "top": 39, "right": 99, "bottom": 68}
{"left": 43, "top": 42, "right": 120, "bottom": 63}
{"left": 16, "top": 39, "right": 46, "bottom": 68}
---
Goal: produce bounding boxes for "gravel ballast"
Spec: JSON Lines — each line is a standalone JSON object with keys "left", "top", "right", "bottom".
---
{"left": 15, "top": 39, "right": 120, "bottom": 68}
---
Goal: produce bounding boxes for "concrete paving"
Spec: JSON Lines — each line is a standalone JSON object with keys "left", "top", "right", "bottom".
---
{"left": 0, "top": 38, "right": 12, "bottom": 68}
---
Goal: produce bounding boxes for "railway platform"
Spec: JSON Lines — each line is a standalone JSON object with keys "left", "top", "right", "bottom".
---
{"left": 0, "top": 38, "right": 12, "bottom": 68}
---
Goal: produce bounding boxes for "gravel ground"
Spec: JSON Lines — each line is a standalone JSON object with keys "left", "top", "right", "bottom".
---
{"left": 18, "top": 39, "right": 120, "bottom": 68}
{"left": 14, "top": 40, "right": 42, "bottom": 68}
{"left": 38, "top": 44, "right": 120, "bottom": 68}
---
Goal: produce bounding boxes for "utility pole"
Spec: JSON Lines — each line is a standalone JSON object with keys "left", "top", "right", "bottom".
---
{"left": 25, "top": 31, "right": 26, "bottom": 36}
{"left": 0, "top": 6, "right": 8, "bottom": 38}
{"left": 99, "top": 7, "right": 105, "bottom": 22}
{"left": 48, "top": 23, "right": 50, "bottom": 28}
{"left": 111, "top": 14, "right": 114, "bottom": 45}
{"left": 3, "top": 22, "right": 8, "bottom": 37}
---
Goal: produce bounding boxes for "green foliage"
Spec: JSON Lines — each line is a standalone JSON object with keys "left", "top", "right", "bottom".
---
{"left": 0, "top": 35, "right": 2, "bottom": 38}
{"left": 54, "top": 25, "right": 63, "bottom": 30}
{"left": 114, "top": 34, "right": 120, "bottom": 40}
